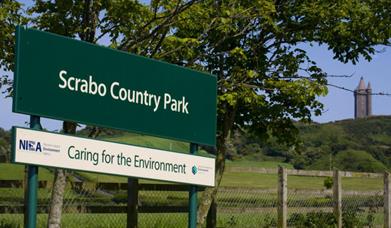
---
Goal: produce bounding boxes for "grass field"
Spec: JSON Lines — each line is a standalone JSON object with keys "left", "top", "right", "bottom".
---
{"left": 0, "top": 160, "right": 384, "bottom": 190}
{"left": 0, "top": 213, "right": 271, "bottom": 228}
{"left": 0, "top": 210, "right": 384, "bottom": 228}
{"left": 101, "top": 132, "right": 211, "bottom": 157}
{"left": 0, "top": 163, "right": 53, "bottom": 181}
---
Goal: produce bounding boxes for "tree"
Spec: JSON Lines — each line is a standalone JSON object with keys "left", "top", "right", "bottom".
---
{"left": 1, "top": 0, "right": 391, "bottom": 227}
{"left": 0, "top": 0, "right": 26, "bottom": 96}
{"left": 143, "top": 1, "right": 391, "bottom": 225}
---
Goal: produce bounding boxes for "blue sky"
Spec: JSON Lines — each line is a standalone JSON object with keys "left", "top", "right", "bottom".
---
{"left": 306, "top": 45, "right": 391, "bottom": 122}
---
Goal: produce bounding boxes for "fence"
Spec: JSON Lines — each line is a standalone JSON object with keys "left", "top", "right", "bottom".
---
{"left": 0, "top": 179, "right": 196, "bottom": 227}
{"left": 0, "top": 167, "right": 390, "bottom": 227}
{"left": 212, "top": 167, "right": 388, "bottom": 228}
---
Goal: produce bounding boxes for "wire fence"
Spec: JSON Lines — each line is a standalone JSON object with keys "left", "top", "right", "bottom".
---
{"left": 287, "top": 189, "right": 334, "bottom": 227}
{"left": 0, "top": 167, "right": 390, "bottom": 228}
{"left": 216, "top": 188, "right": 277, "bottom": 227}
{"left": 341, "top": 176, "right": 384, "bottom": 228}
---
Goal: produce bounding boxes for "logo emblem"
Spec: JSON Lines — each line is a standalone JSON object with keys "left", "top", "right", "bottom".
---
{"left": 192, "top": 166, "right": 198, "bottom": 175}
{"left": 19, "top": 139, "right": 42, "bottom": 152}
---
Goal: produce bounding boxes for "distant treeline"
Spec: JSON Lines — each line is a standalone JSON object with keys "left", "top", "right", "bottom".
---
{"left": 0, "top": 128, "right": 11, "bottom": 162}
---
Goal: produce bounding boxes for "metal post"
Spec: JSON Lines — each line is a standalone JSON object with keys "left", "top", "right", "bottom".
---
{"left": 188, "top": 143, "right": 198, "bottom": 228}
{"left": 127, "top": 178, "right": 139, "bottom": 228}
{"left": 26, "top": 115, "right": 41, "bottom": 228}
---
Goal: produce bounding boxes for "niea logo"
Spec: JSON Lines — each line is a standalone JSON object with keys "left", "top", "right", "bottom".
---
{"left": 19, "top": 139, "right": 42, "bottom": 152}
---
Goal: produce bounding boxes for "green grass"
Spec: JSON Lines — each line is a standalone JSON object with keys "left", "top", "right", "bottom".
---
{"left": 0, "top": 161, "right": 384, "bottom": 190}
{"left": 220, "top": 172, "right": 383, "bottom": 190}
{"left": 0, "top": 163, "right": 53, "bottom": 180}
{"left": 76, "top": 160, "right": 292, "bottom": 184}
{"left": 341, "top": 177, "right": 383, "bottom": 190}
{"left": 0, "top": 212, "right": 276, "bottom": 228}
{"left": 0, "top": 211, "right": 384, "bottom": 228}
{"left": 76, "top": 171, "right": 128, "bottom": 183}
{"left": 226, "top": 160, "right": 293, "bottom": 169}
{"left": 0, "top": 213, "right": 185, "bottom": 228}
{"left": 102, "top": 132, "right": 212, "bottom": 156}
{"left": 221, "top": 172, "right": 277, "bottom": 188}
{"left": 102, "top": 133, "right": 186, "bottom": 153}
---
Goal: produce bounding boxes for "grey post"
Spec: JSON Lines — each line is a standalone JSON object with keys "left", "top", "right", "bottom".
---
{"left": 385, "top": 172, "right": 390, "bottom": 228}
{"left": 333, "top": 170, "right": 342, "bottom": 228}
{"left": 277, "top": 166, "right": 287, "bottom": 228}
{"left": 127, "top": 178, "right": 139, "bottom": 228}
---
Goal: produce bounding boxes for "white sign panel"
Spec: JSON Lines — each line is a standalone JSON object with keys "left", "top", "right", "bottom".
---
{"left": 12, "top": 127, "right": 215, "bottom": 187}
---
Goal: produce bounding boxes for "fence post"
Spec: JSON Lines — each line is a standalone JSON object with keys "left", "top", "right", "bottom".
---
{"left": 384, "top": 172, "right": 390, "bottom": 228}
{"left": 127, "top": 178, "right": 139, "bottom": 228}
{"left": 277, "top": 166, "right": 287, "bottom": 228}
{"left": 333, "top": 170, "right": 342, "bottom": 228}
{"left": 206, "top": 198, "right": 217, "bottom": 228}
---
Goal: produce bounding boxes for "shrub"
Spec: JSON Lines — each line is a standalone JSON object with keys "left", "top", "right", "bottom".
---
{"left": 288, "top": 212, "right": 336, "bottom": 228}
{"left": 323, "top": 177, "right": 333, "bottom": 189}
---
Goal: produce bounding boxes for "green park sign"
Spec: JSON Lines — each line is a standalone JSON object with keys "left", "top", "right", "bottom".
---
{"left": 13, "top": 26, "right": 217, "bottom": 146}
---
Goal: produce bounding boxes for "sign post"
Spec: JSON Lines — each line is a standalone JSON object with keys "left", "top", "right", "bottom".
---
{"left": 27, "top": 116, "right": 41, "bottom": 228}
{"left": 127, "top": 178, "right": 138, "bottom": 228}
{"left": 189, "top": 143, "right": 198, "bottom": 228}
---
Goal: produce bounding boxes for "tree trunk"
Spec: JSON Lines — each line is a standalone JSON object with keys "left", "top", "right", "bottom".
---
{"left": 197, "top": 105, "right": 236, "bottom": 227}
{"left": 197, "top": 143, "right": 227, "bottom": 227}
{"left": 47, "top": 169, "right": 67, "bottom": 228}
{"left": 47, "top": 121, "right": 76, "bottom": 228}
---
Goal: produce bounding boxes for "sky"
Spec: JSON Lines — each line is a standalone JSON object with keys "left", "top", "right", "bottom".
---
{"left": 306, "top": 45, "right": 391, "bottom": 123}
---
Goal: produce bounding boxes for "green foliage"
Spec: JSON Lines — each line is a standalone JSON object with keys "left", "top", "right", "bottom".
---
{"left": 342, "top": 205, "right": 365, "bottom": 228}
{"left": 0, "top": 218, "right": 19, "bottom": 228}
{"left": 0, "top": 0, "right": 26, "bottom": 96}
{"left": 0, "top": 128, "right": 11, "bottom": 161}
{"left": 258, "top": 116, "right": 391, "bottom": 172}
{"left": 217, "top": 116, "right": 391, "bottom": 172}
{"left": 293, "top": 156, "right": 307, "bottom": 169}
{"left": 334, "top": 150, "right": 387, "bottom": 172}
{"left": 288, "top": 212, "right": 336, "bottom": 228}
{"left": 323, "top": 177, "right": 333, "bottom": 189}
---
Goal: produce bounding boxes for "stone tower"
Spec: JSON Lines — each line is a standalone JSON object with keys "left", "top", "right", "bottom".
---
{"left": 354, "top": 77, "right": 372, "bottom": 118}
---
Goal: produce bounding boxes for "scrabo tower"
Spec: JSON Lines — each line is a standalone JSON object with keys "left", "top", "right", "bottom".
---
{"left": 354, "top": 77, "right": 372, "bottom": 119}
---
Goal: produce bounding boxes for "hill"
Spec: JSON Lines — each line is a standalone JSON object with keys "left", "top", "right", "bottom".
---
{"left": 259, "top": 116, "right": 391, "bottom": 172}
